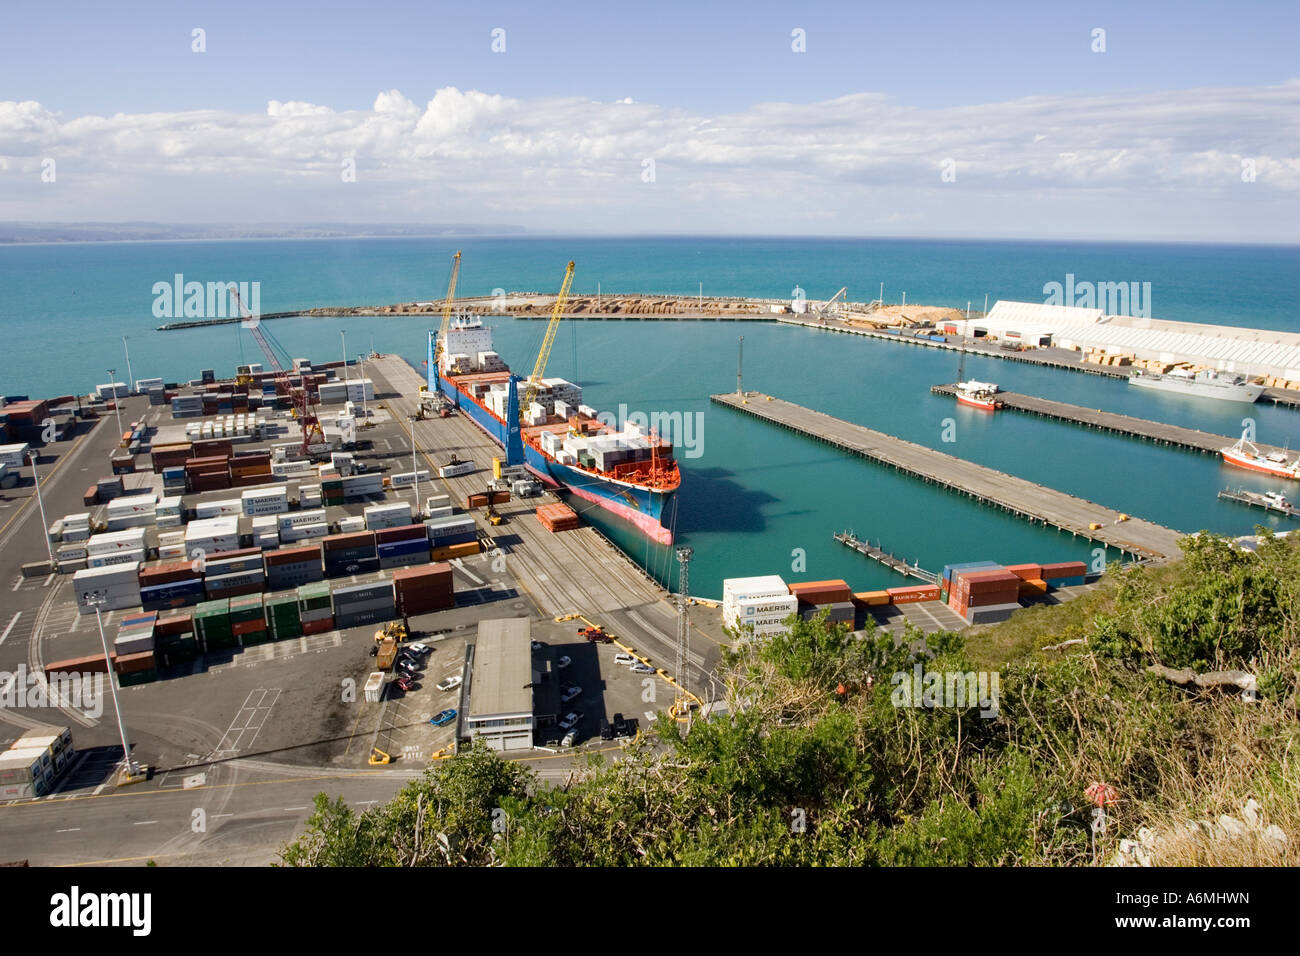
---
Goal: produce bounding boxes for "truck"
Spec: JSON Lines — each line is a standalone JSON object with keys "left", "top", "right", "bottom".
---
{"left": 376, "top": 638, "right": 398, "bottom": 671}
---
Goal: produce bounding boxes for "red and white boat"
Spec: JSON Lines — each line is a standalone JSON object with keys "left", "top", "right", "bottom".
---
{"left": 955, "top": 380, "right": 1003, "bottom": 410}
{"left": 1221, "top": 437, "right": 1300, "bottom": 479}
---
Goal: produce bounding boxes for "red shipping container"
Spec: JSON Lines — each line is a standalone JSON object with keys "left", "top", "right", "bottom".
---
{"left": 114, "top": 651, "right": 156, "bottom": 674}
{"left": 967, "top": 589, "right": 1020, "bottom": 608}
{"left": 139, "top": 561, "right": 201, "bottom": 586}
{"left": 231, "top": 619, "right": 267, "bottom": 637}
{"left": 205, "top": 582, "right": 263, "bottom": 600}
{"left": 1004, "top": 563, "right": 1042, "bottom": 581}
{"left": 375, "top": 523, "right": 429, "bottom": 545}
{"left": 83, "top": 485, "right": 99, "bottom": 506}
{"left": 887, "top": 584, "right": 941, "bottom": 604}
{"left": 1039, "top": 561, "right": 1087, "bottom": 580}
{"left": 959, "top": 570, "right": 1022, "bottom": 595}
{"left": 300, "top": 616, "right": 334, "bottom": 635}
{"left": 45, "top": 654, "right": 111, "bottom": 677}
{"left": 155, "top": 612, "right": 193, "bottom": 636}
{"left": 788, "top": 580, "right": 852, "bottom": 604}
{"left": 322, "top": 531, "right": 376, "bottom": 552}
{"left": 264, "top": 545, "right": 322, "bottom": 567}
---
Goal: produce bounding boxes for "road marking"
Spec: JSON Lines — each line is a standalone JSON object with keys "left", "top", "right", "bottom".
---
{"left": 283, "top": 806, "right": 309, "bottom": 811}
{"left": 55, "top": 828, "right": 81, "bottom": 833}
{"left": 0, "top": 612, "right": 21, "bottom": 645}
{"left": 213, "top": 813, "right": 233, "bottom": 819}
{"left": 10, "top": 578, "right": 21, "bottom": 592}
{"left": 133, "top": 820, "right": 157, "bottom": 826}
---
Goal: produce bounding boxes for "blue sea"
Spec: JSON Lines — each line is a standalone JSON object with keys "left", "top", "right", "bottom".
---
{"left": 3, "top": 236, "right": 1298, "bottom": 595}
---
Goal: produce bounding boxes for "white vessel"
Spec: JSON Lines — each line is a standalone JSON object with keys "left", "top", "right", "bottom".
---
{"left": 1221, "top": 438, "right": 1300, "bottom": 479}
{"left": 955, "top": 380, "right": 1002, "bottom": 410}
{"left": 1129, "top": 368, "right": 1263, "bottom": 403}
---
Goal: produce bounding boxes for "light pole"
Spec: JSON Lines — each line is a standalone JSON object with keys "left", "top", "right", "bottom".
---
{"left": 90, "top": 596, "right": 137, "bottom": 778}
{"left": 122, "top": 336, "right": 134, "bottom": 394}
{"left": 106, "top": 368, "right": 123, "bottom": 437}
{"left": 358, "top": 354, "right": 369, "bottom": 419}
{"left": 340, "top": 330, "right": 348, "bottom": 382}
{"left": 408, "top": 415, "right": 419, "bottom": 500}
{"left": 27, "top": 451, "right": 55, "bottom": 567}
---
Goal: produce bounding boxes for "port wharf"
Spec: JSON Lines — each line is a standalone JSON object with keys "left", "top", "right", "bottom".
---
{"left": 711, "top": 391, "right": 1185, "bottom": 563}
{"left": 833, "top": 531, "right": 940, "bottom": 584}
{"left": 930, "top": 384, "right": 1288, "bottom": 460}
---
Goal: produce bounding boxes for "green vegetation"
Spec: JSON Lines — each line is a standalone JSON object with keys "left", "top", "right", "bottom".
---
{"left": 279, "top": 532, "right": 1299, "bottom": 867}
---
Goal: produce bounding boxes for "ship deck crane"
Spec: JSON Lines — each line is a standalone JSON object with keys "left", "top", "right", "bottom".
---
{"left": 230, "top": 288, "right": 325, "bottom": 456}
{"left": 522, "top": 260, "right": 576, "bottom": 417}
{"left": 432, "top": 251, "right": 461, "bottom": 394}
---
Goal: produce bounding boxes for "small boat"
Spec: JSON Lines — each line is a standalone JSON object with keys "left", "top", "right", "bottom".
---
{"left": 1218, "top": 487, "right": 1296, "bottom": 516}
{"left": 1221, "top": 437, "right": 1300, "bottom": 480}
{"left": 955, "top": 380, "right": 1002, "bottom": 410}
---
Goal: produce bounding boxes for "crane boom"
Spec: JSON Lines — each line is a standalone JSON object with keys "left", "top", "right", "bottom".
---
{"left": 523, "top": 260, "right": 575, "bottom": 416}
{"left": 435, "top": 251, "right": 461, "bottom": 365}
{"left": 231, "top": 289, "right": 284, "bottom": 374}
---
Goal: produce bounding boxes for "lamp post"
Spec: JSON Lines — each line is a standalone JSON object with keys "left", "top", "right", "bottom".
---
{"left": 358, "top": 354, "right": 369, "bottom": 419}
{"left": 27, "top": 451, "right": 55, "bottom": 567}
{"left": 106, "top": 368, "right": 123, "bottom": 437}
{"left": 90, "top": 596, "right": 137, "bottom": 778}
{"left": 408, "top": 415, "right": 419, "bottom": 500}
{"left": 122, "top": 336, "right": 134, "bottom": 394}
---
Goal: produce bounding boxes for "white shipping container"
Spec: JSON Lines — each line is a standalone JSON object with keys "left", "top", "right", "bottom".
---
{"left": 388, "top": 470, "right": 429, "bottom": 489}
{"left": 86, "top": 529, "right": 148, "bottom": 556}
{"left": 0, "top": 443, "right": 32, "bottom": 467}
{"left": 61, "top": 526, "right": 92, "bottom": 543}
{"left": 425, "top": 506, "right": 453, "bottom": 519}
{"left": 338, "top": 516, "right": 366, "bottom": 533}
{"left": 88, "top": 549, "right": 147, "bottom": 568}
{"left": 158, "top": 545, "right": 187, "bottom": 561}
{"left": 107, "top": 495, "right": 157, "bottom": 515}
{"left": 56, "top": 544, "right": 88, "bottom": 561}
{"left": 278, "top": 509, "right": 327, "bottom": 530}
{"left": 155, "top": 514, "right": 183, "bottom": 529}
{"left": 722, "top": 575, "right": 790, "bottom": 606}
{"left": 280, "top": 523, "right": 328, "bottom": 543}
{"left": 155, "top": 496, "right": 183, "bottom": 515}
{"left": 364, "top": 672, "right": 386, "bottom": 703}
{"left": 195, "top": 499, "right": 242, "bottom": 518}
{"left": 425, "top": 494, "right": 451, "bottom": 511}
{"left": 185, "top": 516, "right": 238, "bottom": 539}
{"left": 438, "top": 461, "right": 476, "bottom": 478}
{"left": 106, "top": 513, "right": 154, "bottom": 532}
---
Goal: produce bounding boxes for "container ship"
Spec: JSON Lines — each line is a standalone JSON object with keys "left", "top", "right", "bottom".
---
{"left": 1129, "top": 368, "right": 1263, "bottom": 403}
{"left": 1221, "top": 437, "right": 1300, "bottom": 479}
{"left": 435, "top": 314, "right": 680, "bottom": 544}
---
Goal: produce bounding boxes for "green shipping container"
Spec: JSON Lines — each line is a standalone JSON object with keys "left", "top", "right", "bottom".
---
{"left": 229, "top": 594, "right": 265, "bottom": 624}
{"left": 268, "top": 618, "right": 302, "bottom": 640}
{"left": 240, "top": 630, "right": 271, "bottom": 647}
{"left": 297, "top": 581, "right": 332, "bottom": 613}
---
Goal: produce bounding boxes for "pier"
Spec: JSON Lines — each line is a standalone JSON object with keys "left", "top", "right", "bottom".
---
{"left": 930, "top": 384, "right": 1288, "bottom": 459}
{"left": 833, "top": 531, "right": 939, "bottom": 584}
{"left": 711, "top": 391, "right": 1185, "bottom": 563}
{"left": 1217, "top": 488, "right": 1297, "bottom": 517}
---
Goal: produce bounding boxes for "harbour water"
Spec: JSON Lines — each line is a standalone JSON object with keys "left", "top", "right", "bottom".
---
{"left": 3, "top": 236, "right": 1298, "bottom": 596}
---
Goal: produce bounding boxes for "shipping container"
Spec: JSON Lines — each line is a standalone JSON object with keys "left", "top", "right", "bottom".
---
{"left": 788, "top": 579, "right": 852, "bottom": 605}
{"left": 886, "top": 584, "right": 941, "bottom": 604}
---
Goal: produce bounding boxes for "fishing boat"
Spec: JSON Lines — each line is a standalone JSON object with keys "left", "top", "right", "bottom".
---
{"left": 1220, "top": 437, "right": 1300, "bottom": 479}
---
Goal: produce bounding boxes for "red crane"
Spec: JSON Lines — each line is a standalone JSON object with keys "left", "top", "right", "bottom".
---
{"left": 230, "top": 288, "right": 325, "bottom": 456}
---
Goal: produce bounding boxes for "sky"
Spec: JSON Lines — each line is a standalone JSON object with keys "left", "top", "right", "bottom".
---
{"left": 1, "top": 0, "right": 1298, "bottom": 241}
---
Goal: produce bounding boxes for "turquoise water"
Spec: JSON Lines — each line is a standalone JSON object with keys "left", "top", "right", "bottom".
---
{"left": 3, "top": 237, "right": 1299, "bottom": 596}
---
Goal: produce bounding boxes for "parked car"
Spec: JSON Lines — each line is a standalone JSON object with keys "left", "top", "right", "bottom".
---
{"left": 613, "top": 653, "right": 636, "bottom": 666}
{"left": 397, "top": 653, "right": 421, "bottom": 669}
{"left": 531, "top": 641, "right": 544, "bottom": 651}
{"left": 599, "top": 718, "right": 614, "bottom": 741}
{"left": 561, "top": 685, "right": 582, "bottom": 703}
{"left": 630, "top": 662, "right": 655, "bottom": 674}
{"left": 559, "top": 711, "right": 583, "bottom": 731}
{"left": 578, "top": 626, "right": 612, "bottom": 644}
{"left": 407, "top": 642, "right": 432, "bottom": 657}
{"left": 429, "top": 708, "right": 457, "bottom": 726}
{"left": 436, "top": 675, "right": 463, "bottom": 692}
{"left": 561, "top": 729, "right": 579, "bottom": 748}
{"left": 557, "top": 656, "right": 572, "bottom": 670}
{"left": 394, "top": 675, "right": 414, "bottom": 692}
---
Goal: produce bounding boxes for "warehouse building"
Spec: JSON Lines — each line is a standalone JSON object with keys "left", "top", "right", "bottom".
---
{"left": 942, "top": 301, "right": 1300, "bottom": 383}
{"left": 466, "top": 618, "right": 535, "bottom": 751}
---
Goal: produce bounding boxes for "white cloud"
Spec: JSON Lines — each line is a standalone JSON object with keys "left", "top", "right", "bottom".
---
{"left": 0, "top": 82, "right": 1297, "bottom": 239}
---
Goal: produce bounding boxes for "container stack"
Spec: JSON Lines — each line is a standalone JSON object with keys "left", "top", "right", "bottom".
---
{"left": 0, "top": 442, "right": 31, "bottom": 468}
{"left": 154, "top": 612, "right": 200, "bottom": 665}
{"left": 321, "top": 477, "right": 344, "bottom": 507}
{"left": 322, "top": 531, "right": 379, "bottom": 578}
{"left": 150, "top": 442, "right": 192, "bottom": 472}
{"left": 331, "top": 580, "right": 395, "bottom": 629}
{"left": 113, "top": 612, "right": 157, "bottom": 684}
{"left": 185, "top": 516, "right": 240, "bottom": 556}
{"left": 241, "top": 486, "right": 289, "bottom": 516}
{"left": 364, "top": 501, "right": 414, "bottom": 531}
{"left": 229, "top": 450, "right": 273, "bottom": 487}
{"left": 425, "top": 514, "right": 478, "bottom": 545}
{"left": 376, "top": 524, "right": 431, "bottom": 570}
{"left": 139, "top": 560, "right": 204, "bottom": 611}
{"left": 788, "top": 580, "right": 854, "bottom": 624}
{"left": 105, "top": 494, "right": 157, "bottom": 531}
{"left": 297, "top": 582, "right": 334, "bottom": 634}
{"left": 263, "top": 593, "right": 302, "bottom": 640}
{"left": 155, "top": 495, "right": 183, "bottom": 528}
{"left": 229, "top": 594, "right": 269, "bottom": 646}
{"left": 161, "top": 466, "right": 187, "bottom": 493}
{"left": 171, "top": 394, "right": 203, "bottom": 418}
{"left": 948, "top": 567, "right": 1022, "bottom": 625}
{"left": 203, "top": 548, "right": 266, "bottom": 599}
{"left": 86, "top": 528, "right": 147, "bottom": 568}
{"left": 194, "top": 498, "right": 242, "bottom": 519}
{"left": 342, "top": 472, "right": 383, "bottom": 499}
{"left": 0, "top": 400, "right": 51, "bottom": 442}
{"left": 279, "top": 509, "right": 329, "bottom": 543}
{"left": 393, "top": 563, "right": 454, "bottom": 614}
{"left": 58, "top": 513, "right": 92, "bottom": 543}
{"left": 250, "top": 515, "right": 280, "bottom": 549}
{"left": 536, "top": 502, "right": 580, "bottom": 533}
{"left": 425, "top": 494, "right": 453, "bottom": 519}
{"left": 185, "top": 455, "right": 231, "bottom": 492}
{"left": 96, "top": 475, "right": 124, "bottom": 501}
{"left": 1039, "top": 561, "right": 1088, "bottom": 588}
{"left": 157, "top": 530, "right": 187, "bottom": 561}
{"left": 722, "top": 575, "right": 796, "bottom": 638}
{"left": 193, "top": 598, "right": 234, "bottom": 652}
{"left": 264, "top": 544, "right": 324, "bottom": 589}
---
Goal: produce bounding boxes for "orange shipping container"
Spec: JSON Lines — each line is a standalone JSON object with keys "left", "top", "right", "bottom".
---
{"left": 887, "top": 585, "right": 941, "bottom": 604}
{"left": 853, "top": 591, "right": 891, "bottom": 607}
{"left": 1004, "top": 563, "right": 1042, "bottom": 581}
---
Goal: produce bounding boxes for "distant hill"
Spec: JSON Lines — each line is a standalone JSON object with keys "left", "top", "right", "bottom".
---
{"left": 0, "top": 222, "right": 527, "bottom": 243}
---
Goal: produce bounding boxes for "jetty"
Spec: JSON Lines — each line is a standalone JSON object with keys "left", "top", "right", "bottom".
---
{"left": 1217, "top": 488, "right": 1297, "bottom": 517}
{"left": 711, "top": 391, "right": 1185, "bottom": 563}
{"left": 833, "top": 531, "right": 940, "bottom": 584}
{"left": 930, "top": 384, "right": 1289, "bottom": 459}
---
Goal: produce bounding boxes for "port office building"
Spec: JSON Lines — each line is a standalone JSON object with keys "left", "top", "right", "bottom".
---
{"left": 467, "top": 618, "right": 536, "bottom": 751}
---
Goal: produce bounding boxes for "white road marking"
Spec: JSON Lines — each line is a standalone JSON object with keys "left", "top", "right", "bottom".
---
{"left": 213, "top": 813, "right": 233, "bottom": 819}
{"left": 0, "top": 612, "right": 21, "bottom": 645}
{"left": 43, "top": 573, "right": 55, "bottom": 587}
{"left": 284, "top": 806, "right": 309, "bottom": 811}
{"left": 55, "top": 828, "right": 81, "bottom": 833}
{"left": 10, "top": 578, "right": 21, "bottom": 592}
{"left": 133, "top": 820, "right": 157, "bottom": 826}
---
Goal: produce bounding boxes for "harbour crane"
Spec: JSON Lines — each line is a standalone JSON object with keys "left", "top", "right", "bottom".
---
{"left": 522, "top": 260, "right": 576, "bottom": 418}
{"left": 817, "top": 286, "right": 848, "bottom": 322}
{"left": 230, "top": 287, "right": 325, "bottom": 456}
{"left": 432, "top": 251, "right": 462, "bottom": 392}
